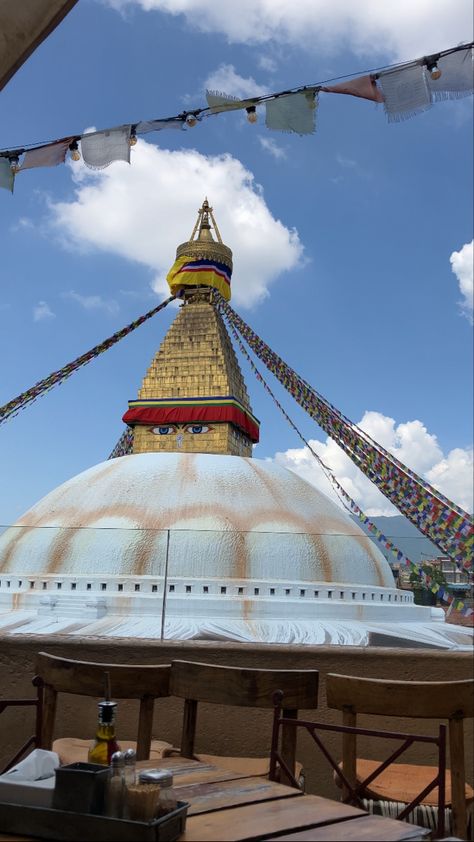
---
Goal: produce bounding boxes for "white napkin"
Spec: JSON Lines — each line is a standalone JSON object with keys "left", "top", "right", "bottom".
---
{"left": 1, "top": 749, "right": 59, "bottom": 781}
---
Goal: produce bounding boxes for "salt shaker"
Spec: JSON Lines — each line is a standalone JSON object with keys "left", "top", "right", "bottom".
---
{"left": 123, "top": 748, "right": 136, "bottom": 786}
{"left": 106, "top": 750, "right": 124, "bottom": 818}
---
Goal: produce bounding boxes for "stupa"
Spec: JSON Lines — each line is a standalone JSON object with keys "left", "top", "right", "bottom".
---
{"left": 0, "top": 201, "right": 471, "bottom": 649}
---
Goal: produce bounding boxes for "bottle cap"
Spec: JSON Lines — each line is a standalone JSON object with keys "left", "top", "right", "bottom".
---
{"left": 98, "top": 700, "right": 117, "bottom": 724}
{"left": 124, "top": 749, "right": 136, "bottom": 765}
{"left": 138, "top": 769, "right": 173, "bottom": 787}
{"left": 111, "top": 751, "right": 124, "bottom": 767}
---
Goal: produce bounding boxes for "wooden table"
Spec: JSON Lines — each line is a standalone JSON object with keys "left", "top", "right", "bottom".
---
{"left": 0, "top": 757, "right": 431, "bottom": 841}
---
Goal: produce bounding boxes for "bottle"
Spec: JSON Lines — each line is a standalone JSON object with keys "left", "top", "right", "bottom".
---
{"left": 105, "top": 751, "right": 124, "bottom": 818}
{"left": 88, "top": 700, "right": 121, "bottom": 765}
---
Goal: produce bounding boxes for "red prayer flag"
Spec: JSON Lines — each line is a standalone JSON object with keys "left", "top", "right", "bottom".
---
{"left": 20, "top": 137, "right": 74, "bottom": 171}
{"left": 322, "top": 75, "right": 384, "bottom": 103}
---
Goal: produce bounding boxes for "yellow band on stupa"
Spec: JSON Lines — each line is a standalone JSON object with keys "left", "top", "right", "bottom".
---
{"left": 167, "top": 254, "right": 232, "bottom": 301}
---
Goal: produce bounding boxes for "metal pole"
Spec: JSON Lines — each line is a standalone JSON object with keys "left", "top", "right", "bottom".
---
{"left": 160, "top": 529, "right": 170, "bottom": 641}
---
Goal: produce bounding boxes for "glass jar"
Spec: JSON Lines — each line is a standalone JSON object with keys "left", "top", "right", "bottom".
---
{"left": 138, "top": 769, "right": 178, "bottom": 817}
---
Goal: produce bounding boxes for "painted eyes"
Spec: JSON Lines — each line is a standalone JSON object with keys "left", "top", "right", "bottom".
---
{"left": 152, "top": 426, "right": 177, "bottom": 435}
{"left": 150, "top": 424, "right": 212, "bottom": 436}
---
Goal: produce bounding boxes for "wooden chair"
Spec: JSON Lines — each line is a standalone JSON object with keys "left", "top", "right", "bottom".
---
{"left": 326, "top": 673, "right": 474, "bottom": 840}
{"left": 165, "top": 659, "right": 319, "bottom": 783}
{"left": 35, "top": 652, "right": 173, "bottom": 763}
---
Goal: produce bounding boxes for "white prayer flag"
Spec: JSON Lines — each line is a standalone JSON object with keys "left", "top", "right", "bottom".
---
{"left": 265, "top": 92, "right": 316, "bottom": 135}
{"left": 206, "top": 91, "right": 245, "bottom": 113}
{"left": 81, "top": 126, "right": 131, "bottom": 170}
{"left": 379, "top": 64, "right": 431, "bottom": 121}
{"left": 136, "top": 119, "right": 185, "bottom": 133}
{"left": 428, "top": 47, "right": 474, "bottom": 100}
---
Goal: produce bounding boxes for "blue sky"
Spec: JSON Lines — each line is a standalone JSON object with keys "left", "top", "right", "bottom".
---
{"left": 0, "top": 0, "right": 472, "bottom": 525}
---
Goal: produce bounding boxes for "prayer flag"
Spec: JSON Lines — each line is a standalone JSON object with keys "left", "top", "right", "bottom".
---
{"left": 428, "top": 47, "right": 474, "bottom": 100}
{"left": 20, "top": 137, "right": 73, "bottom": 171}
{"left": 206, "top": 91, "right": 245, "bottom": 113}
{"left": 0, "top": 157, "right": 14, "bottom": 192}
{"left": 379, "top": 64, "right": 431, "bottom": 121}
{"left": 322, "top": 75, "right": 384, "bottom": 103}
{"left": 81, "top": 126, "right": 131, "bottom": 170}
{"left": 265, "top": 92, "right": 316, "bottom": 135}
{"left": 136, "top": 119, "right": 185, "bottom": 133}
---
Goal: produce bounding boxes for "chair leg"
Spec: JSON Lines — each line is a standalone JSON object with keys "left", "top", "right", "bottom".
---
{"left": 41, "top": 686, "right": 57, "bottom": 750}
{"left": 137, "top": 696, "right": 154, "bottom": 761}
{"left": 181, "top": 699, "right": 198, "bottom": 759}
{"left": 449, "top": 717, "right": 467, "bottom": 840}
{"left": 280, "top": 709, "right": 297, "bottom": 787}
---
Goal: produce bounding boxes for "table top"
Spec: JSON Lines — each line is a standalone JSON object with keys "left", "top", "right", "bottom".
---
{"left": 0, "top": 756, "right": 430, "bottom": 842}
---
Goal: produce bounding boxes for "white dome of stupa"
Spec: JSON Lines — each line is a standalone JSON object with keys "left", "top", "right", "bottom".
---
{"left": 0, "top": 452, "right": 393, "bottom": 586}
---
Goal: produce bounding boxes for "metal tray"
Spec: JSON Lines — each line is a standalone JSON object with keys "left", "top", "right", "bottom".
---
{"left": 0, "top": 799, "right": 188, "bottom": 841}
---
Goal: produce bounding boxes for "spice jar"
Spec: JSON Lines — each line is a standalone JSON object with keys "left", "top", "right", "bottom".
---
{"left": 138, "top": 769, "right": 178, "bottom": 817}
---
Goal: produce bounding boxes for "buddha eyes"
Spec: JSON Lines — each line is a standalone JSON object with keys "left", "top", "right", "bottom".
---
{"left": 150, "top": 424, "right": 212, "bottom": 436}
{"left": 152, "top": 426, "right": 177, "bottom": 435}
{"left": 185, "top": 425, "right": 210, "bottom": 434}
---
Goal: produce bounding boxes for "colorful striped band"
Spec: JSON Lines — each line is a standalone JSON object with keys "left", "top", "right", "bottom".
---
{"left": 123, "top": 396, "right": 260, "bottom": 442}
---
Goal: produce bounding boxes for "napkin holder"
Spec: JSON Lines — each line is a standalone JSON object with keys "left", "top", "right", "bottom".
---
{"left": 53, "top": 762, "right": 109, "bottom": 814}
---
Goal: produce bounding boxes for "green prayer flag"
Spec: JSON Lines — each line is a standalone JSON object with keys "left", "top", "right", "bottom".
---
{"left": 0, "top": 158, "right": 14, "bottom": 193}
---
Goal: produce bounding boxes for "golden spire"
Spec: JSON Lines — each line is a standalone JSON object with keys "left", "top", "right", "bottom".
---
{"left": 123, "top": 200, "right": 259, "bottom": 457}
{"left": 176, "top": 198, "right": 233, "bottom": 272}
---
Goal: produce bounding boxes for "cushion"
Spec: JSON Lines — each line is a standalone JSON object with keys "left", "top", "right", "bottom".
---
{"left": 53, "top": 737, "right": 172, "bottom": 765}
{"left": 337, "top": 760, "right": 474, "bottom": 807}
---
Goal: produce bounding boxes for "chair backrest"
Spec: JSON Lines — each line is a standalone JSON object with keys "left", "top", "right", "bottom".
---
{"left": 35, "top": 652, "right": 171, "bottom": 760}
{"left": 170, "top": 659, "right": 319, "bottom": 778}
{"left": 326, "top": 673, "right": 474, "bottom": 840}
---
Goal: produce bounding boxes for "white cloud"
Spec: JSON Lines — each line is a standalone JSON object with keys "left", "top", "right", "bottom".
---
{"left": 450, "top": 240, "right": 473, "bottom": 324}
{"left": 336, "top": 154, "right": 358, "bottom": 169}
{"left": 33, "top": 301, "right": 55, "bottom": 322}
{"left": 204, "top": 64, "right": 268, "bottom": 99}
{"left": 258, "top": 55, "right": 277, "bottom": 73}
{"left": 50, "top": 140, "right": 303, "bottom": 308}
{"left": 273, "top": 410, "right": 473, "bottom": 515}
{"left": 63, "top": 290, "right": 119, "bottom": 316}
{"left": 107, "top": 0, "right": 472, "bottom": 61}
{"left": 259, "top": 136, "right": 287, "bottom": 160}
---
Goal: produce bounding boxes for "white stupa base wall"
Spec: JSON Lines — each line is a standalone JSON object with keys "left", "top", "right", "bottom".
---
{"left": 0, "top": 574, "right": 471, "bottom": 650}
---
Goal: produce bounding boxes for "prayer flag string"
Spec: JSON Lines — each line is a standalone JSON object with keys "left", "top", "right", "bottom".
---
{"left": 222, "top": 310, "right": 473, "bottom": 616}
{"left": 216, "top": 295, "right": 473, "bottom": 570}
{"left": 108, "top": 427, "right": 134, "bottom": 459}
{"left": 0, "top": 295, "right": 175, "bottom": 426}
{"left": 0, "top": 42, "right": 472, "bottom": 188}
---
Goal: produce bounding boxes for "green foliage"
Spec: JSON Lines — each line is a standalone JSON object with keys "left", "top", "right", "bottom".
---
{"left": 409, "top": 562, "right": 447, "bottom": 591}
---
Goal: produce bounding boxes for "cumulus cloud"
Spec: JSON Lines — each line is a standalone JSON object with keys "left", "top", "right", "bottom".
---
{"left": 273, "top": 410, "right": 473, "bottom": 515}
{"left": 49, "top": 140, "right": 303, "bottom": 308}
{"left": 107, "top": 0, "right": 472, "bottom": 61}
{"left": 450, "top": 240, "right": 473, "bottom": 324}
{"left": 259, "top": 136, "right": 287, "bottom": 160}
{"left": 63, "top": 290, "right": 119, "bottom": 316}
{"left": 204, "top": 64, "right": 268, "bottom": 98}
{"left": 33, "top": 301, "right": 55, "bottom": 322}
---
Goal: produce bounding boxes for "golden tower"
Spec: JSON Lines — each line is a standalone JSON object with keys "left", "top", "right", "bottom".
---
{"left": 123, "top": 200, "right": 259, "bottom": 457}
